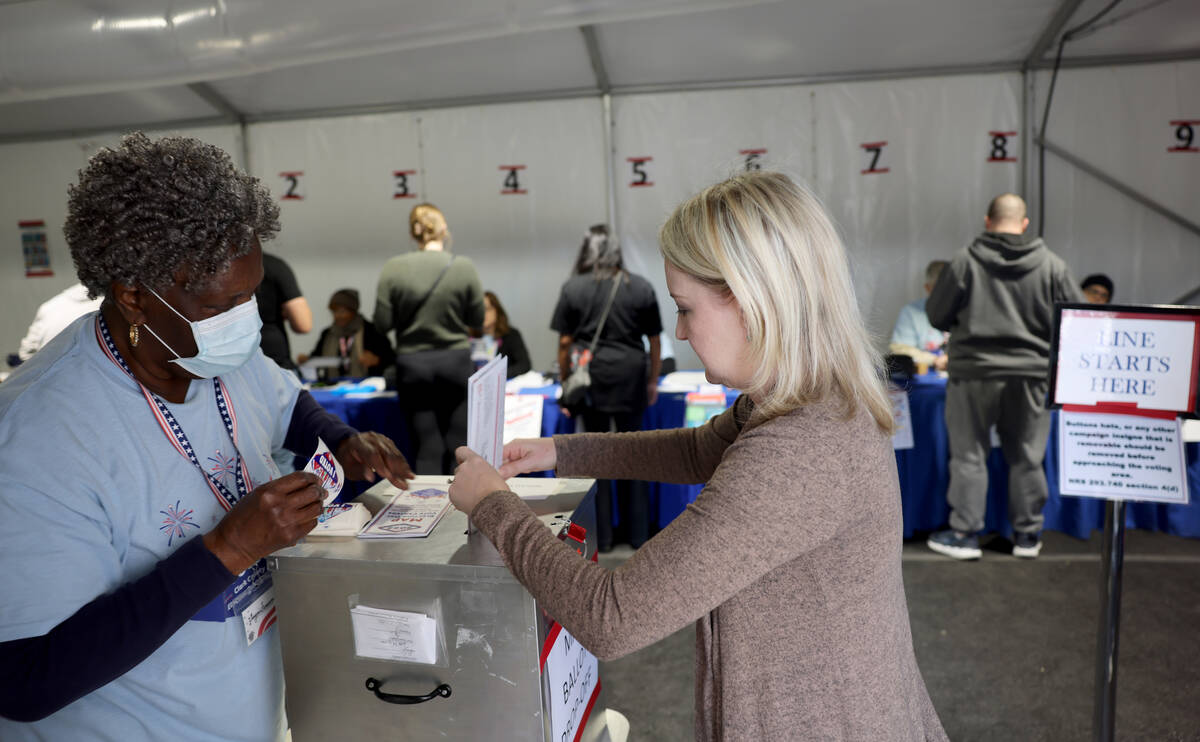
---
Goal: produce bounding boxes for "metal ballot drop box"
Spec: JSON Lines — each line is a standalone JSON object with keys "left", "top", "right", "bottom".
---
{"left": 268, "top": 477, "right": 610, "bottom": 741}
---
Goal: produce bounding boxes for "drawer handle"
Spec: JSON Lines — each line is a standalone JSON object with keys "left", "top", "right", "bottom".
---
{"left": 365, "top": 677, "right": 452, "bottom": 705}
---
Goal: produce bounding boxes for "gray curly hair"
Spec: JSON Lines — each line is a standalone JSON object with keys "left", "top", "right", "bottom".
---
{"left": 66, "top": 132, "right": 280, "bottom": 298}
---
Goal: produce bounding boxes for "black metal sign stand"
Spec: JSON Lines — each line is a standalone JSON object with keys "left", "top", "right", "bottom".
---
{"left": 1092, "top": 499, "right": 1126, "bottom": 742}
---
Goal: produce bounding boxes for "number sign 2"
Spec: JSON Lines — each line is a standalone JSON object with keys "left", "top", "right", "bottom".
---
{"left": 279, "top": 172, "right": 303, "bottom": 200}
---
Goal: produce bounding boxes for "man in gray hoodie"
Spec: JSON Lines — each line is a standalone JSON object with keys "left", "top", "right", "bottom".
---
{"left": 925, "top": 194, "right": 1083, "bottom": 560}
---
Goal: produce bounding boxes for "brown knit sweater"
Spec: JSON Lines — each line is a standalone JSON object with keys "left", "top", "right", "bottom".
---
{"left": 471, "top": 394, "right": 948, "bottom": 741}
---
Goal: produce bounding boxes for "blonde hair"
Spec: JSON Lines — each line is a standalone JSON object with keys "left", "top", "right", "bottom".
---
{"left": 659, "top": 171, "right": 895, "bottom": 433}
{"left": 409, "top": 203, "right": 448, "bottom": 245}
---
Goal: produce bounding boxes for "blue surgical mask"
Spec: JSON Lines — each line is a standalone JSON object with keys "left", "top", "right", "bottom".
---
{"left": 143, "top": 288, "right": 263, "bottom": 378}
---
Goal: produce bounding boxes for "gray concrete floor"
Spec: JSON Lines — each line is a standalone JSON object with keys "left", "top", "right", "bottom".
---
{"left": 598, "top": 529, "right": 1200, "bottom": 741}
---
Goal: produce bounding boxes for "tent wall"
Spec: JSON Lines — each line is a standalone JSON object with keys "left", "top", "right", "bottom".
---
{"left": 0, "top": 125, "right": 242, "bottom": 359}
{"left": 1033, "top": 60, "right": 1200, "bottom": 306}
{"left": 246, "top": 98, "right": 609, "bottom": 369}
{"left": 2, "top": 63, "right": 1195, "bottom": 374}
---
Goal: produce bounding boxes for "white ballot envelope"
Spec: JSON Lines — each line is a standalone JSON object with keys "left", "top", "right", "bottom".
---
{"left": 467, "top": 355, "right": 508, "bottom": 468}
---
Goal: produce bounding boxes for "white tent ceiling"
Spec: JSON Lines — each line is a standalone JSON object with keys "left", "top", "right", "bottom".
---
{"left": 1, "top": 0, "right": 1198, "bottom": 142}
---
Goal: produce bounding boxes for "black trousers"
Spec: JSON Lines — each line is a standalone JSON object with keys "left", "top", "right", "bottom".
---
{"left": 581, "top": 408, "right": 650, "bottom": 550}
{"left": 394, "top": 347, "right": 473, "bottom": 475}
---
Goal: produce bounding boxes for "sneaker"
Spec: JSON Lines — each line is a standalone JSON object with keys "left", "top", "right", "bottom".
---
{"left": 1012, "top": 532, "right": 1042, "bottom": 559}
{"left": 926, "top": 529, "right": 982, "bottom": 560}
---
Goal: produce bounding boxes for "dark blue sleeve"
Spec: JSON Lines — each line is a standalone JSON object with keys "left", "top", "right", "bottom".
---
{"left": 0, "top": 536, "right": 234, "bottom": 722}
{"left": 284, "top": 389, "right": 359, "bottom": 461}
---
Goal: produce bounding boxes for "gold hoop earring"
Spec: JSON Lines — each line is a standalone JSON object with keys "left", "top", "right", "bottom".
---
{"left": 129, "top": 324, "right": 140, "bottom": 348}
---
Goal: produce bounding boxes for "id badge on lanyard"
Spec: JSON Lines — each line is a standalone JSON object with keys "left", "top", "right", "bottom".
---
{"left": 190, "top": 559, "right": 277, "bottom": 646}
{"left": 229, "top": 561, "right": 277, "bottom": 647}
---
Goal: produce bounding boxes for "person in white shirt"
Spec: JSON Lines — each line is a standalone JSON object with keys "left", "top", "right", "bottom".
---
{"left": 17, "top": 283, "right": 103, "bottom": 361}
{"left": 889, "top": 260, "right": 949, "bottom": 372}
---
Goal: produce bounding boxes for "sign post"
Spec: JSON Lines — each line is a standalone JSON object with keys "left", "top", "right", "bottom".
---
{"left": 1048, "top": 302, "right": 1200, "bottom": 742}
{"left": 1093, "top": 498, "right": 1125, "bottom": 741}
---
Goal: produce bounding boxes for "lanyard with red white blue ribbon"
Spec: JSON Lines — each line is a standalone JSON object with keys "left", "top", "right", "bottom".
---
{"left": 96, "top": 314, "right": 251, "bottom": 512}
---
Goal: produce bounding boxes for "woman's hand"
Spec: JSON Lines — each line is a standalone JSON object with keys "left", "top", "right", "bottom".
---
{"left": 297, "top": 353, "right": 310, "bottom": 364}
{"left": 498, "top": 438, "right": 556, "bottom": 479}
{"left": 449, "top": 447, "right": 509, "bottom": 516}
{"left": 337, "top": 432, "right": 413, "bottom": 489}
{"left": 646, "top": 379, "right": 659, "bottom": 407}
{"left": 203, "top": 471, "right": 325, "bottom": 574}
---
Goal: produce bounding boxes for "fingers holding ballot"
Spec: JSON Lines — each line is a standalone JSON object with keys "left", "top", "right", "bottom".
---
{"left": 337, "top": 431, "right": 414, "bottom": 490}
{"left": 497, "top": 437, "right": 557, "bottom": 479}
{"left": 203, "top": 471, "right": 326, "bottom": 574}
{"left": 448, "top": 447, "right": 510, "bottom": 516}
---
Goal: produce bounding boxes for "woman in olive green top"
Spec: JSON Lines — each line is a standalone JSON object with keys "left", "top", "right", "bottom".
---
{"left": 374, "top": 203, "right": 485, "bottom": 475}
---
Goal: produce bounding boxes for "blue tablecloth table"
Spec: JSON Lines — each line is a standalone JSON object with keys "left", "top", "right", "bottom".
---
{"left": 896, "top": 373, "right": 1200, "bottom": 540}
{"left": 309, "top": 376, "right": 1200, "bottom": 539}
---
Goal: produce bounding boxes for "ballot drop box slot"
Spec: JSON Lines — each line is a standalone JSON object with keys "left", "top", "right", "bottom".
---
{"left": 268, "top": 476, "right": 606, "bottom": 741}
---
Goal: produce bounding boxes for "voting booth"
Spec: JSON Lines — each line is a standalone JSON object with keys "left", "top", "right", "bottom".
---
{"left": 268, "top": 476, "right": 611, "bottom": 741}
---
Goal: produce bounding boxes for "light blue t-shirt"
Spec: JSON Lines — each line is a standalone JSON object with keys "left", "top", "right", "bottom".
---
{"left": 0, "top": 313, "right": 301, "bottom": 742}
{"left": 890, "top": 298, "right": 945, "bottom": 352}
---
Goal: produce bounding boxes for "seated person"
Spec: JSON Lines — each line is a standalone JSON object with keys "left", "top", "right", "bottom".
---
{"left": 890, "top": 260, "right": 949, "bottom": 372}
{"left": 298, "top": 289, "right": 394, "bottom": 378}
{"left": 483, "top": 291, "right": 531, "bottom": 378}
{"left": 1081, "top": 273, "right": 1113, "bottom": 304}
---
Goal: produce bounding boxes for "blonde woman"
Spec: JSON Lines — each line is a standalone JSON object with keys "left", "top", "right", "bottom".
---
{"left": 374, "top": 203, "right": 485, "bottom": 474}
{"left": 448, "top": 172, "right": 946, "bottom": 740}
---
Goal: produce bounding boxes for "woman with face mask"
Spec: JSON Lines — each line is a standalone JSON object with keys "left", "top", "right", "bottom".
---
{"left": 449, "top": 172, "right": 948, "bottom": 741}
{"left": 0, "top": 133, "right": 413, "bottom": 741}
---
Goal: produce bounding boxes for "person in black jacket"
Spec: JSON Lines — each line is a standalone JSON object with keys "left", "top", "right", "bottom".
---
{"left": 483, "top": 291, "right": 532, "bottom": 378}
{"left": 255, "top": 252, "right": 312, "bottom": 371}
{"left": 299, "top": 288, "right": 395, "bottom": 378}
{"left": 550, "top": 225, "right": 663, "bottom": 551}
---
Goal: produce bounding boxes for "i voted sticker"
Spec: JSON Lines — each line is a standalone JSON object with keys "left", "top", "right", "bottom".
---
{"left": 304, "top": 437, "right": 344, "bottom": 505}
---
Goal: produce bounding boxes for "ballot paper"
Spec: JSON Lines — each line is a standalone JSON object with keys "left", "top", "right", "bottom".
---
{"left": 357, "top": 486, "right": 452, "bottom": 538}
{"left": 468, "top": 355, "right": 508, "bottom": 468}
{"left": 350, "top": 604, "right": 438, "bottom": 664}
{"left": 303, "top": 437, "right": 344, "bottom": 505}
